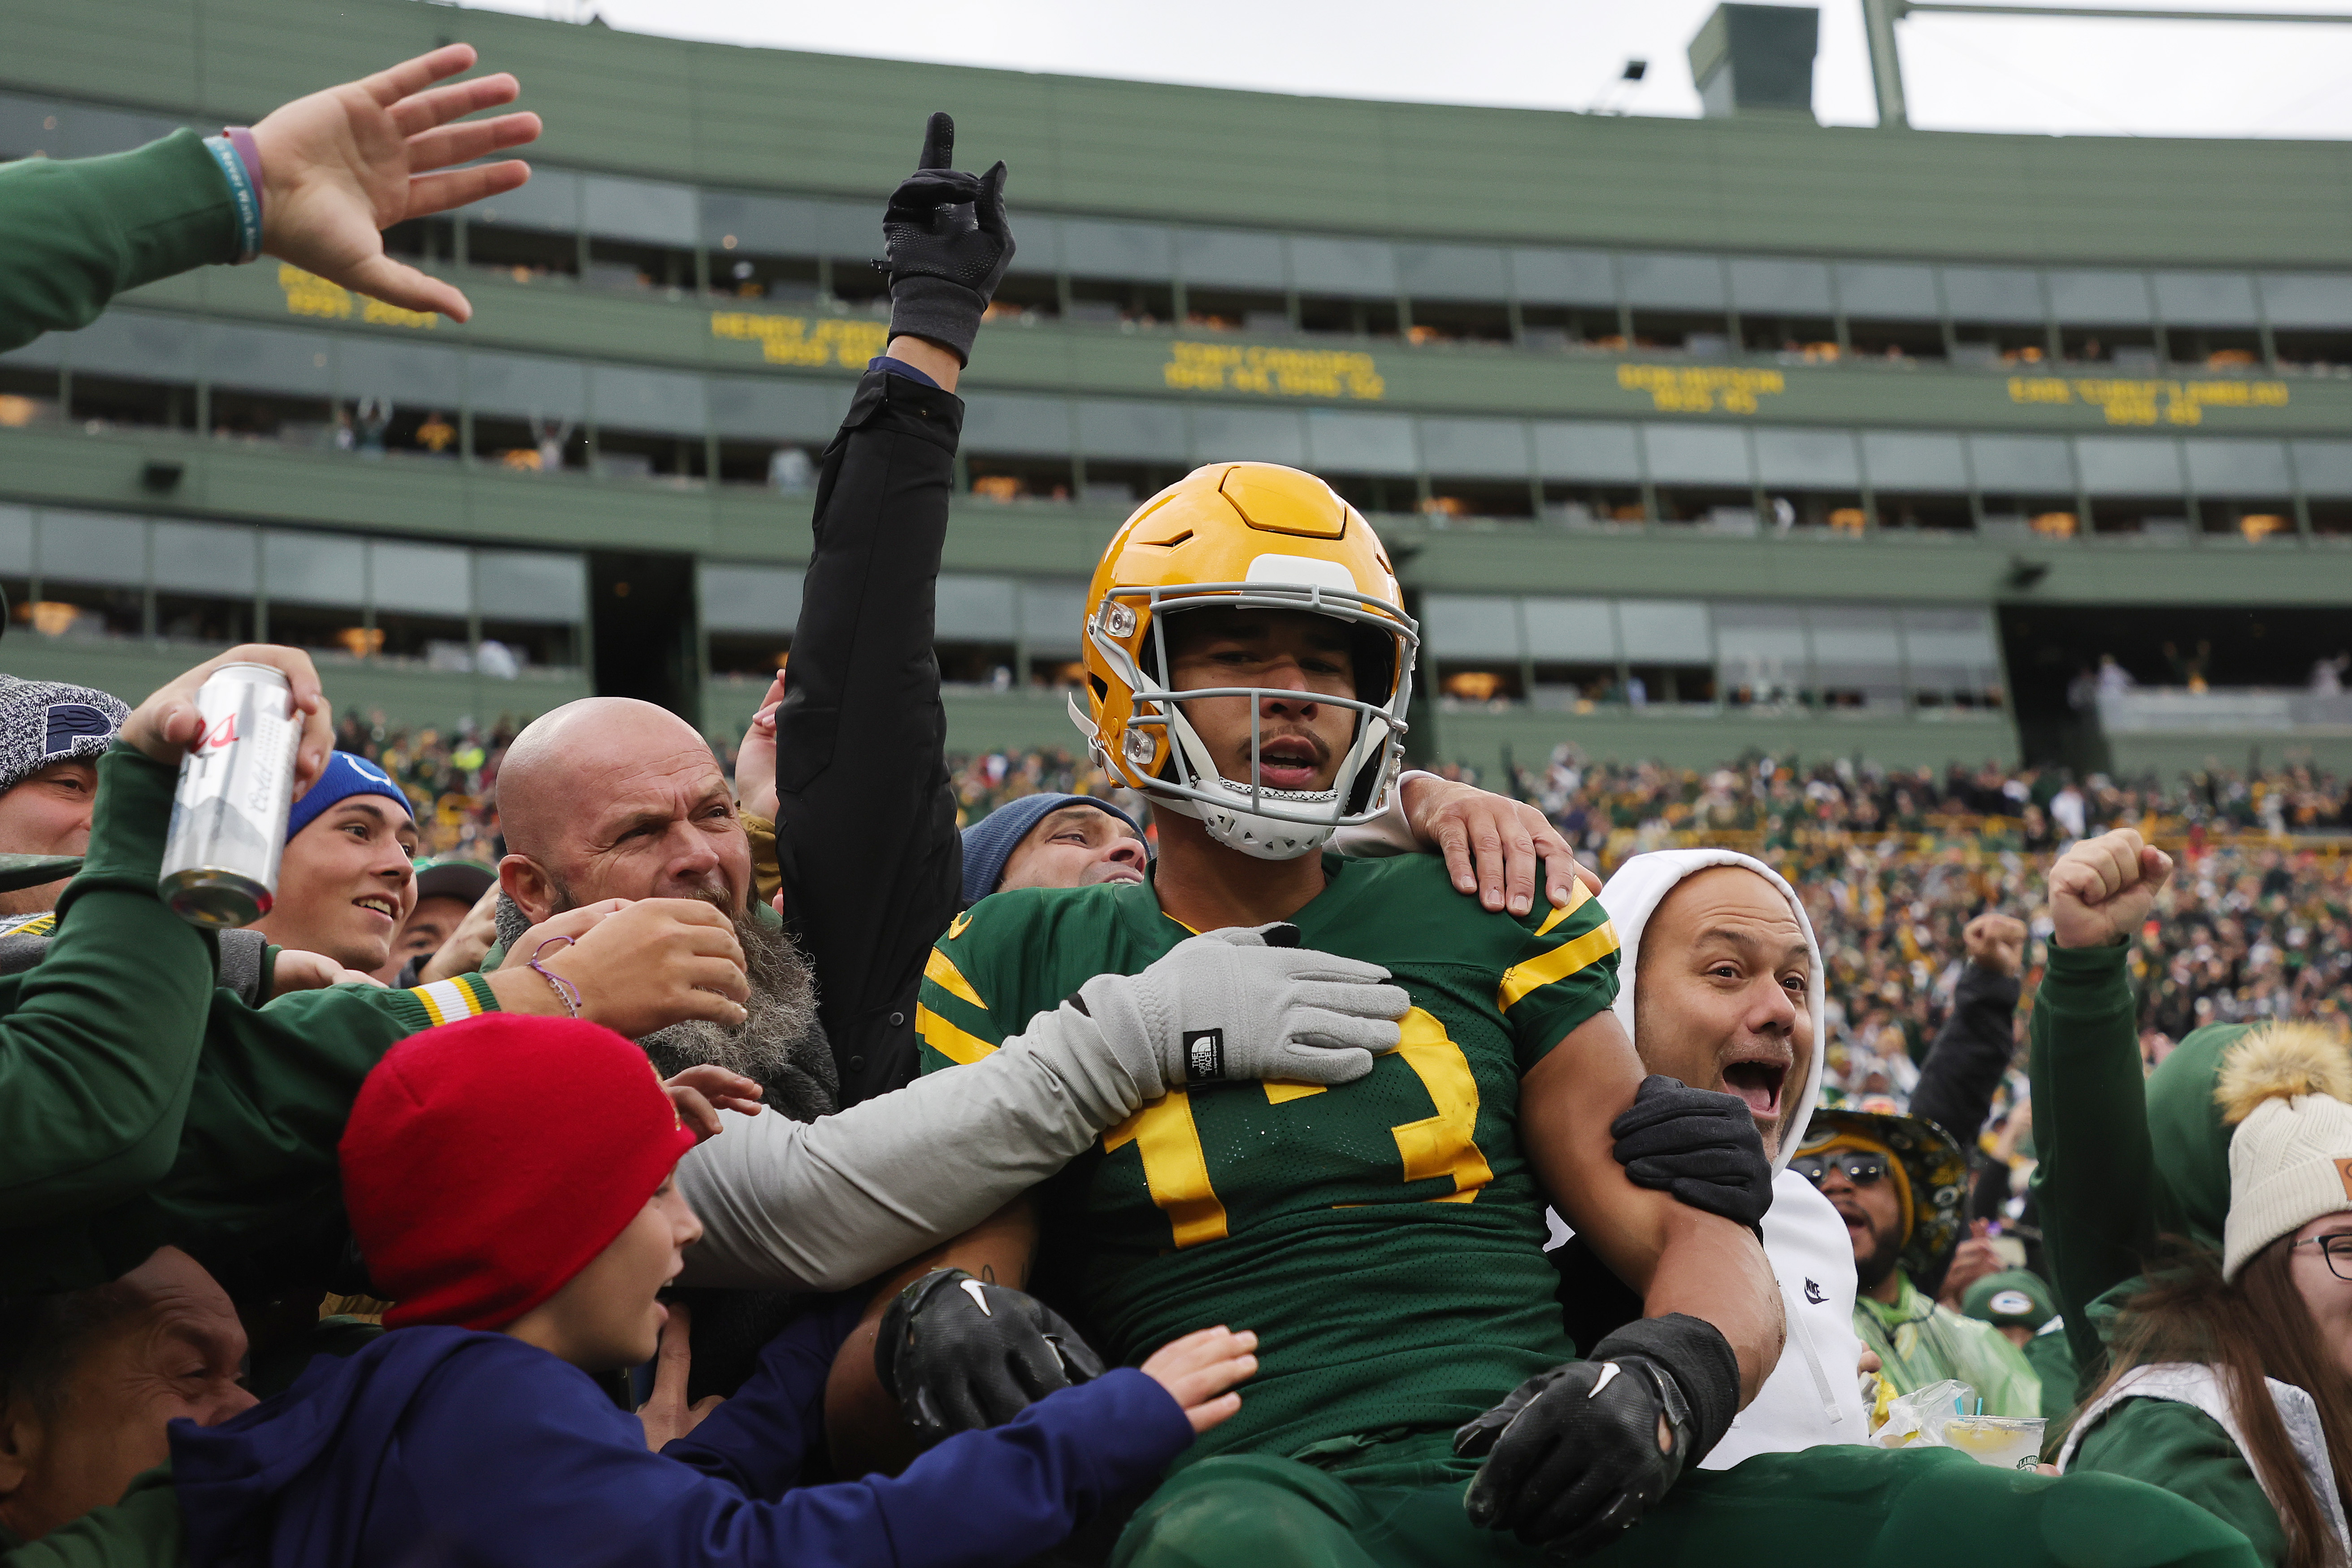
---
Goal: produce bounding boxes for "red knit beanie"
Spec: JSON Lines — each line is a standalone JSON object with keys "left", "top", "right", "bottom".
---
{"left": 339, "top": 1013, "right": 699, "bottom": 1331}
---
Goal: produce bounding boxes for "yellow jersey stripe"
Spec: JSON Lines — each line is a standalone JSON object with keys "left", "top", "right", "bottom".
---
{"left": 918, "top": 1003, "right": 998, "bottom": 1065}
{"left": 1530, "top": 879, "right": 1591, "bottom": 940}
{"left": 924, "top": 948, "right": 986, "bottom": 1009}
{"left": 1264, "top": 1081, "right": 1325, "bottom": 1104}
{"left": 1497, "top": 919, "right": 1620, "bottom": 1012}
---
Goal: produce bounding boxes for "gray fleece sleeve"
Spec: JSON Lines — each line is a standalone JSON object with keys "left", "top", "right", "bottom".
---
{"left": 672, "top": 1001, "right": 1154, "bottom": 1292}
{"left": 1328, "top": 769, "right": 1433, "bottom": 858}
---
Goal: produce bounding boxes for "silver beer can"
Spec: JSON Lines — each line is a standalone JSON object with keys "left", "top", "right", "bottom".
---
{"left": 159, "top": 662, "right": 299, "bottom": 927}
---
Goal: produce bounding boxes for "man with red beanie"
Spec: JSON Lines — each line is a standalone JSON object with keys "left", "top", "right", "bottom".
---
{"left": 31, "top": 1013, "right": 1255, "bottom": 1568}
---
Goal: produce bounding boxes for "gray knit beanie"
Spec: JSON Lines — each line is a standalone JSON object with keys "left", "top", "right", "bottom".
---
{"left": 0, "top": 677, "right": 129, "bottom": 795}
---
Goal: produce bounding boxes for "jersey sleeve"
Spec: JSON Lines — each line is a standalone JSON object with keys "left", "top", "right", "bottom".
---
{"left": 916, "top": 908, "right": 1011, "bottom": 1074}
{"left": 1493, "top": 878, "right": 1620, "bottom": 1073}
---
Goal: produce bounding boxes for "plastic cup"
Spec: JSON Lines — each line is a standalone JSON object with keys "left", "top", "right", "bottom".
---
{"left": 1944, "top": 1415, "right": 2046, "bottom": 1471}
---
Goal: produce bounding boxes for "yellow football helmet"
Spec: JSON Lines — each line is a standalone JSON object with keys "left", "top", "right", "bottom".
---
{"left": 1070, "top": 462, "right": 1418, "bottom": 860}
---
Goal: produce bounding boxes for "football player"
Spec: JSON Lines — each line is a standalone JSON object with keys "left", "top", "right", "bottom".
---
{"left": 841, "top": 462, "right": 1776, "bottom": 1557}
{"left": 829, "top": 463, "right": 2265, "bottom": 1568}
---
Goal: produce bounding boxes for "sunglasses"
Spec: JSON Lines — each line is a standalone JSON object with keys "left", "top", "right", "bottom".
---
{"left": 1791, "top": 1152, "right": 1890, "bottom": 1189}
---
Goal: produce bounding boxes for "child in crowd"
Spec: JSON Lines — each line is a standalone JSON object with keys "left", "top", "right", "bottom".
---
{"left": 87, "top": 1013, "right": 1251, "bottom": 1568}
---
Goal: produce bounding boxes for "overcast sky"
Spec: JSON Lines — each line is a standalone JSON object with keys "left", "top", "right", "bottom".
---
{"left": 451, "top": 0, "right": 2352, "bottom": 139}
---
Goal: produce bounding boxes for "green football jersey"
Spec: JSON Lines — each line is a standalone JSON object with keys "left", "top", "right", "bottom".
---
{"left": 917, "top": 851, "right": 1620, "bottom": 1468}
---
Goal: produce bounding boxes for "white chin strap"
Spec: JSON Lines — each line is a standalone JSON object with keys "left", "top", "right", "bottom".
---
{"left": 1185, "top": 778, "right": 1339, "bottom": 860}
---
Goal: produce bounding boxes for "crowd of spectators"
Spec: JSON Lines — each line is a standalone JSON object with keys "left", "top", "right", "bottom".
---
{"left": 325, "top": 710, "right": 2352, "bottom": 1122}
{"left": 942, "top": 743, "right": 2352, "bottom": 1104}
{"left": 4, "top": 38, "right": 2348, "bottom": 1568}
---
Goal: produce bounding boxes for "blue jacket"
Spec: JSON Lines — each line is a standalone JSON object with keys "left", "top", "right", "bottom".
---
{"left": 168, "top": 1298, "right": 1192, "bottom": 1568}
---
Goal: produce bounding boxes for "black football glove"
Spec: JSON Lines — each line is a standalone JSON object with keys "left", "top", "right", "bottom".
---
{"left": 1610, "top": 1074, "right": 1774, "bottom": 1230}
{"left": 872, "top": 1268, "right": 1101, "bottom": 1443}
{"left": 1457, "top": 1314, "right": 1739, "bottom": 1559}
{"left": 877, "top": 112, "right": 1013, "bottom": 365}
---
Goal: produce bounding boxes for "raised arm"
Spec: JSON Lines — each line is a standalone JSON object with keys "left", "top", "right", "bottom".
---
{"left": 0, "top": 646, "right": 332, "bottom": 1229}
{"left": 1908, "top": 912, "right": 2026, "bottom": 1151}
{"left": 2028, "top": 828, "right": 2173, "bottom": 1396}
{"left": 770, "top": 113, "right": 1015, "bottom": 1108}
{"left": 0, "top": 43, "right": 536, "bottom": 351}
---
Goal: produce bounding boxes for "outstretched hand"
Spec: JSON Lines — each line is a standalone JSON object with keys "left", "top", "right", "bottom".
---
{"left": 2047, "top": 828, "right": 2171, "bottom": 950}
{"left": 269, "top": 949, "right": 386, "bottom": 995}
{"left": 252, "top": 42, "right": 540, "bottom": 322}
{"left": 664, "top": 1064, "right": 765, "bottom": 1140}
{"left": 1139, "top": 1326, "right": 1258, "bottom": 1435}
{"left": 637, "top": 1301, "right": 725, "bottom": 1450}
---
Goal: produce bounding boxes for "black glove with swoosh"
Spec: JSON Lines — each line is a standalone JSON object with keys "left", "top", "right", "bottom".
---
{"left": 1457, "top": 1313, "right": 1739, "bottom": 1558}
{"left": 1610, "top": 1074, "right": 1774, "bottom": 1230}
{"left": 873, "top": 1268, "right": 1102, "bottom": 1444}
{"left": 877, "top": 112, "right": 1014, "bottom": 365}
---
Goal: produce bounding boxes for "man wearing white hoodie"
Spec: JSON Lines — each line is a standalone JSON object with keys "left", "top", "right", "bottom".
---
{"left": 1593, "top": 849, "right": 1875, "bottom": 1464}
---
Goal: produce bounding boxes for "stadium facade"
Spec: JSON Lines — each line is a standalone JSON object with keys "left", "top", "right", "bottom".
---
{"left": 4, "top": 0, "right": 2351, "bottom": 779}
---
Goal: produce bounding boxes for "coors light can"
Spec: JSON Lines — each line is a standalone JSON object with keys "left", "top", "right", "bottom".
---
{"left": 159, "top": 663, "right": 299, "bottom": 927}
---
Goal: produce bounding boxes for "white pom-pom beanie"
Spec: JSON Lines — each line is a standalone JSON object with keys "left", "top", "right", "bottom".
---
{"left": 2223, "top": 1091, "right": 2352, "bottom": 1280}
{"left": 2216, "top": 1022, "right": 2352, "bottom": 1280}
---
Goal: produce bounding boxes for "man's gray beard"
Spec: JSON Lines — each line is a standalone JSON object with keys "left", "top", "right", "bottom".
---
{"left": 493, "top": 891, "right": 836, "bottom": 1123}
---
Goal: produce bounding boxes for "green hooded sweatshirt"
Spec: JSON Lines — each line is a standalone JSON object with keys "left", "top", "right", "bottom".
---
{"left": 2028, "top": 941, "right": 2293, "bottom": 1565}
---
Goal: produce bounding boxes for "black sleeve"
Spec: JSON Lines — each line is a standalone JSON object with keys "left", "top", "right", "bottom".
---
{"left": 772, "top": 367, "right": 964, "bottom": 1108}
{"left": 1908, "top": 963, "right": 2021, "bottom": 1152}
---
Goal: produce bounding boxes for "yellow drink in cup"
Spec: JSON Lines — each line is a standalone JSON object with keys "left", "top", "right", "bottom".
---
{"left": 1944, "top": 1415, "right": 2046, "bottom": 1470}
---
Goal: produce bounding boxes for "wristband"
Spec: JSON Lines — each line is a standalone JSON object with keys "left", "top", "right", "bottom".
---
{"left": 1587, "top": 1313, "right": 1741, "bottom": 1465}
{"left": 528, "top": 936, "right": 582, "bottom": 1018}
{"left": 201, "top": 132, "right": 263, "bottom": 264}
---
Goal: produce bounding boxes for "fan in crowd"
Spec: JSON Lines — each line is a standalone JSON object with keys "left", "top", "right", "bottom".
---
{"left": 6, "top": 35, "right": 2352, "bottom": 1568}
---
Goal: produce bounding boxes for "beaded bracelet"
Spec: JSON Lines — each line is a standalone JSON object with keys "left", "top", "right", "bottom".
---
{"left": 529, "top": 936, "right": 583, "bottom": 1018}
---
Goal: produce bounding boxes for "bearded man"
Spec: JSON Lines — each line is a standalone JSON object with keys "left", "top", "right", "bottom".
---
{"left": 490, "top": 695, "right": 835, "bottom": 1400}
{"left": 491, "top": 697, "right": 833, "bottom": 1126}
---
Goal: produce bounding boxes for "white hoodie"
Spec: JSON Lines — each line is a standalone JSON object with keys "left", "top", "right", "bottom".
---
{"left": 1595, "top": 848, "right": 1871, "bottom": 1466}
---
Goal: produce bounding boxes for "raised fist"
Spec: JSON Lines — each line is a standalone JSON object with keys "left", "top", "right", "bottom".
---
{"left": 1961, "top": 912, "right": 2028, "bottom": 977}
{"left": 2047, "top": 829, "right": 2171, "bottom": 951}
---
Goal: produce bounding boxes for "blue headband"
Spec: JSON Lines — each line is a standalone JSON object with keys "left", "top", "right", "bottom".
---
{"left": 959, "top": 793, "right": 1143, "bottom": 906}
{"left": 286, "top": 751, "right": 413, "bottom": 843}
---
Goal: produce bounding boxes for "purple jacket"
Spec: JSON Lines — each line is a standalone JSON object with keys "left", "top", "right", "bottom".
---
{"left": 169, "top": 1297, "right": 1191, "bottom": 1568}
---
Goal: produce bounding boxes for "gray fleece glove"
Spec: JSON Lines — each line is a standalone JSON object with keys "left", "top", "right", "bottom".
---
{"left": 1073, "top": 923, "right": 1408, "bottom": 1092}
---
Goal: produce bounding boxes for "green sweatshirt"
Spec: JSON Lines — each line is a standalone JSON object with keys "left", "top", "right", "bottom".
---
{"left": 0, "top": 748, "right": 500, "bottom": 1297}
{"left": 0, "top": 747, "right": 217, "bottom": 1227}
{"left": 0, "top": 130, "right": 237, "bottom": 352}
{"left": 0, "top": 1465, "right": 179, "bottom": 1566}
{"left": 2027, "top": 943, "right": 2286, "bottom": 1564}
